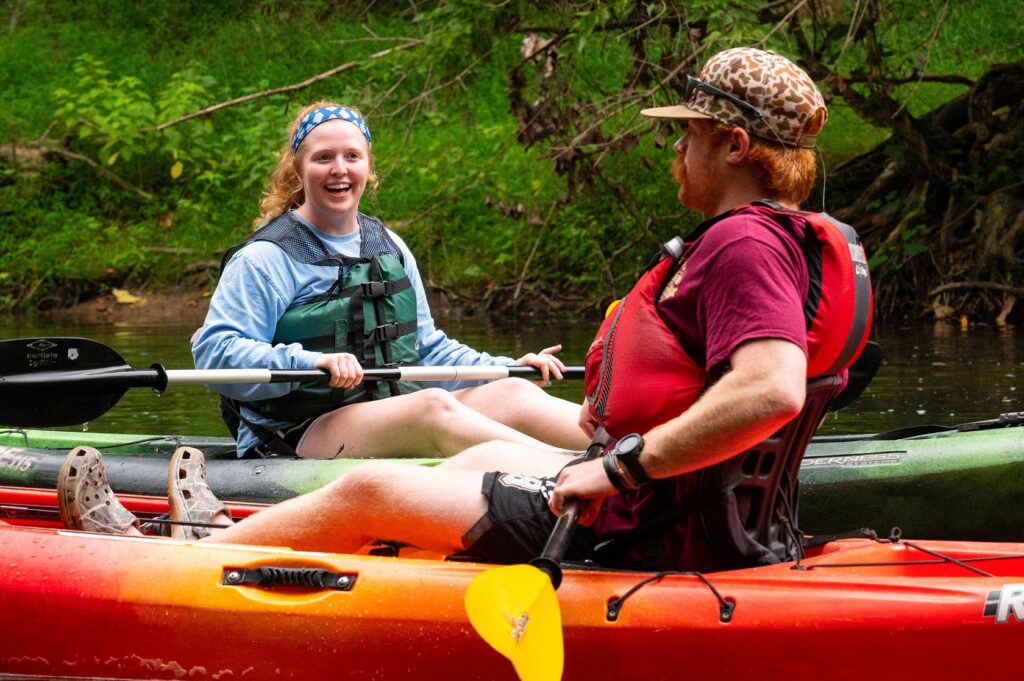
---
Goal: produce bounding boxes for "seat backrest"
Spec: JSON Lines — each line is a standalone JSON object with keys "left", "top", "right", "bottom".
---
{"left": 731, "top": 375, "right": 843, "bottom": 560}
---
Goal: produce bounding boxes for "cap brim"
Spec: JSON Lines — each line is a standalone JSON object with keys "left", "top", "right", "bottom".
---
{"left": 640, "top": 104, "right": 712, "bottom": 120}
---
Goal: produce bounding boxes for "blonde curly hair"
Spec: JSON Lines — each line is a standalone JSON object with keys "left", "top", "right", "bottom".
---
{"left": 253, "top": 101, "right": 379, "bottom": 230}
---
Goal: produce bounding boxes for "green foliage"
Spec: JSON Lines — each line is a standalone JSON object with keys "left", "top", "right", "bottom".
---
{"left": 0, "top": 0, "right": 1017, "bottom": 315}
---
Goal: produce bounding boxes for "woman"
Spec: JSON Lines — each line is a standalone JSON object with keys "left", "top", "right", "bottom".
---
{"left": 191, "top": 102, "right": 587, "bottom": 461}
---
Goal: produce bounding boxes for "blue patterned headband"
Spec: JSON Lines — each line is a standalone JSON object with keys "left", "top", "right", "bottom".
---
{"left": 291, "top": 106, "right": 372, "bottom": 153}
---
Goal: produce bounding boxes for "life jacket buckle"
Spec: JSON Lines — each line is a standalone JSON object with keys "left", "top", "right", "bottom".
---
{"left": 361, "top": 281, "right": 388, "bottom": 297}
{"left": 370, "top": 323, "right": 400, "bottom": 341}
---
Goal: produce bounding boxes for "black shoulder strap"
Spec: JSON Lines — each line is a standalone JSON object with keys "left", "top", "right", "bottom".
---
{"left": 218, "top": 395, "right": 299, "bottom": 458}
{"left": 221, "top": 212, "right": 342, "bottom": 270}
{"left": 357, "top": 213, "right": 404, "bottom": 265}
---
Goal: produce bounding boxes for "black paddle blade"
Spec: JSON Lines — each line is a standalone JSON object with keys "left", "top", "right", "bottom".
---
{"left": 0, "top": 337, "right": 130, "bottom": 427}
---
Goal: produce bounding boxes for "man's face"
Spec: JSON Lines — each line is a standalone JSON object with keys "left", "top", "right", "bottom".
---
{"left": 671, "top": 119, "right": 723, "bottom": 216}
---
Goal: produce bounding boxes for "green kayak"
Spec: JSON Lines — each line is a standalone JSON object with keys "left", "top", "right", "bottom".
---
{"left": 2, "top": 415, "right": 1022, "bottom": 541}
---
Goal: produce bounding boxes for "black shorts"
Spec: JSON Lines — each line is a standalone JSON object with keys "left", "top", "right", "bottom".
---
{"left": 453, "top": 471, "right": 597, "bottom": 564}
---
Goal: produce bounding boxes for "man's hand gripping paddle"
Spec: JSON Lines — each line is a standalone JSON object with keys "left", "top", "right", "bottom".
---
{"left": 464, "top": 430, "right": 609, "bottom": 681}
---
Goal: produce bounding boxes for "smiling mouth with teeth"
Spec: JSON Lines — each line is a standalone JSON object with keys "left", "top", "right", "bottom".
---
{"left": 327, "top": 183, "right": 352, "bottom": 194}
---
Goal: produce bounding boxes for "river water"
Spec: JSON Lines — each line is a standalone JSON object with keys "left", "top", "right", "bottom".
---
{"left": 0, "top": 317, "right": 1019, "bottom": 437}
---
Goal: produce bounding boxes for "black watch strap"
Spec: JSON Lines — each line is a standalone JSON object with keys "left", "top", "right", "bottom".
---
{"left": 620, "top": 454, "right": 652, "bottom": 485}
{"left": 616, "top": 433, "right": 653, "bottom": 485}
{"left": 603, "top": 453, "right": 634, "bottom": 493}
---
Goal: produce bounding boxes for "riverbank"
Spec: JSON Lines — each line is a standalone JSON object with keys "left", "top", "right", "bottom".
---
{"left": 37, "top": 281, "right": 585, "bottom": 328}
{"left": 40, "top": 286, "right": 212, "bottom": 327}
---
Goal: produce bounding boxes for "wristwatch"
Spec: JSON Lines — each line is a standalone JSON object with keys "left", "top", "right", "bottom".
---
{"left": 601, "top": 433, "right": 653, "bottom": 492}
{"left": 612, "top": 433, "right": 652, "bottom": 485}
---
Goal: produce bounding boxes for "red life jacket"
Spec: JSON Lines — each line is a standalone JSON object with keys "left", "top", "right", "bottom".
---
{"left": 584, "top": 254, "right": 705, "bottom": 439}
{"left": 584, "top": 202, "right": 872, "bottom": 438}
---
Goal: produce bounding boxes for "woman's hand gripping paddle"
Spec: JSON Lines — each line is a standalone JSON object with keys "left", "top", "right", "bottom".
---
{"left": 464, "top": 431, "right": 608, "bottom": 681}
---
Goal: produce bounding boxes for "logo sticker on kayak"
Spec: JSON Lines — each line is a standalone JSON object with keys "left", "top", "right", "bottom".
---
{"left": 984, "top": 584, "right": 1024, "bottom": 623}
{"left": 801, "top": 452, "right": 904, "bottom": 468}
{"left": 0, "top": 447, "right": 42, "bottom": 473}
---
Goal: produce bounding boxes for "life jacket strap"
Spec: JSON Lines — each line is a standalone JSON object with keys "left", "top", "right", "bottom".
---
{"left": 371, "top": 320, "right": 417, "bottom": 342}
{"left": 219, "top": 394, "right": 301, "bottom": 458}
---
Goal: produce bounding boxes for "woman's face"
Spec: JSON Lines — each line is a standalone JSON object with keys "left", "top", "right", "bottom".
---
{"left": 295, "top": 119, "right": 371, "bottom": 233}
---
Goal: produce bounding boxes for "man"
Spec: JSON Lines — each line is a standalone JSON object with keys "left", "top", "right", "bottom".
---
{"left": 60, "top": 47, "right": 857, "bottom": 573}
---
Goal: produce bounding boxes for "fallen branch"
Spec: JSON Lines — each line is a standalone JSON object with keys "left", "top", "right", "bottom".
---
{"left": 45, "top": 146, "right": 153, "bottom": 200}
{"left": 151, "top": 40, "right": 423, "bottom": 132}
{"left": 929, "top": 281, "right": 1024, "bottom": 298}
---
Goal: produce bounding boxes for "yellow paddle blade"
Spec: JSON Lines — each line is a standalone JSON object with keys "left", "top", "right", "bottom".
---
{"left": 465, "top": 564, "right": 564, "bottom": 681}
{"left": 604, "top": 298, "right": 621, "bottom": 318}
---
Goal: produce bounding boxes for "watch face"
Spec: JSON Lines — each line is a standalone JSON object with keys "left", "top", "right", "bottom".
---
{"left": 618, "top": 433, "right": 642, "bottom": 455}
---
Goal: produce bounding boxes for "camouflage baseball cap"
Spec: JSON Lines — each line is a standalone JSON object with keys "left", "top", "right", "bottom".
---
{"left": 641, "top": 47, "right": 827, "bottom": 148}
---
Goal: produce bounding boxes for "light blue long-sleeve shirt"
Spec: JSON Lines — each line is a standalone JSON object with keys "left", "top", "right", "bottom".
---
{"left": 192, "top": 211, "right": 513, "bottom": 455}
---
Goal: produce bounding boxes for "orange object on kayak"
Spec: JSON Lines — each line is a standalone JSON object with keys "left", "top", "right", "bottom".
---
{"left": 1, "top": 485, "right": 1023, "bottom": 680}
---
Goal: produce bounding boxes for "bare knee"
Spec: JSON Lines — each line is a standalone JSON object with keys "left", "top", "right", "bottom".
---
{"left": 481, "top": 377, "right": 545, "bottom": 426}
{"left": 331, "top": 461, "right": 406, "bottom": 508}
{"left": 403, "top": 388, "right": 475, "bottom": 435}
{"left": 410, "top": 387, "right": 463, "bottom": 420}
{"left": 495, "top": 377, "right": 544, "bottom": 400}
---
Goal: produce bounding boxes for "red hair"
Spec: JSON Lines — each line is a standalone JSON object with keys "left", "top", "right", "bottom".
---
{"left": 711, "top": 122, "right": 818, "bottom": 205}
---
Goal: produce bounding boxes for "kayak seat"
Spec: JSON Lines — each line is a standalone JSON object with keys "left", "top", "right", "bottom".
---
{"left": 580, "top": 375, "right": 846, "bottom": 574}
{"left": 707, "top": 375, "right": 845, "bottom": 564}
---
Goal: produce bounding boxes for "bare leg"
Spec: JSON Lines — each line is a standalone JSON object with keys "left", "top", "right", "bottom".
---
{"left": 209, "top": 443, "right": 577, "bottom": 552}
{"left": 438, "top": 440, "right": 574, "bottom": 477}
{"left": 296, "top": 387, "right": 559, "bottom": 459}
{"left": 453, "top": 378, "right": 588, "bottom": 450}
{"left": 207, "top": 451, "right": 562, "bottom": 553}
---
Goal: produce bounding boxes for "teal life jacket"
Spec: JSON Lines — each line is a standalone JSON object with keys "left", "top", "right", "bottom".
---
{"left": 222, "top": 211, "right": 421, "bottom": 428}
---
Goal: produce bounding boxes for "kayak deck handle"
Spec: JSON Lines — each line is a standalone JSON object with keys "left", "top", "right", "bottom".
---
{"left": 222, "top": 566, "right": 356, "bottom": 591}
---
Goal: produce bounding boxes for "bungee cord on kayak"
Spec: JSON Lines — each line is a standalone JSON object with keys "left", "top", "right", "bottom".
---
{"left": 605, "top": 570, "right": 735, "bottom": 623}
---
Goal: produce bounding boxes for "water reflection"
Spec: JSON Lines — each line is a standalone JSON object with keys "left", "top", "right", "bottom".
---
{"left": 839, "top": 322, "right": 1021, "bottom": 433}
{"left": 0, "top": 318, "right": 1019, "bottom": 437}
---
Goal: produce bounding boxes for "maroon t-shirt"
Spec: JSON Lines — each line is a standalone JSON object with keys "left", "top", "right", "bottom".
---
{"left": 589, "top": 204, "right": 813, "bottom": 571}
{"left": 658, "top": 204, "right": 810, "bottom": 377}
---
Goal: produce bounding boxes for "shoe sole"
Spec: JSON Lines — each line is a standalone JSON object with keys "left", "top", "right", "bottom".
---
{"left": 56, "top": 446, "right": 96, "bottom": 529}
{"left": 167, "top": 446, "right": 227, "bottom": 540}
{"left": 56, "top": 445, "right": 136, "bottom": 533}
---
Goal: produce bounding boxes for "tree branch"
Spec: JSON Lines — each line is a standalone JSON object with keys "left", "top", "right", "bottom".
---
{"left": 512, "top": 199, "right": 561, "bottom": 304}
{"left": 387, "top": 51, "right": 487, "bottom": 117}
{"left": 930, "top": 281, "right": 1024, "bottom": 298}
{"left": 150, "top": 40, "right": 423, "bottom": 132}
{"left": 839, "top": 72, "right": 973, "bottom": 86}
{"left": 44, "top": 146, "right": 153, "bottom": 200}
{"left": 518, "top": 17, "right": 689, "bottom": 34}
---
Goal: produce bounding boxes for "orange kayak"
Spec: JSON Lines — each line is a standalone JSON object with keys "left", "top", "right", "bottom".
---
{"left": 1, "top": 485, "right": 1022, "bottom": 680}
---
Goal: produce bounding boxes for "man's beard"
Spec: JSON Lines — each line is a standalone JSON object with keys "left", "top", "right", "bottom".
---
{"left": 672, "top": 153, "right": 716, "bottom": 216}
{"left": 672, "top": 154, "right": 692, "bottom": 209}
